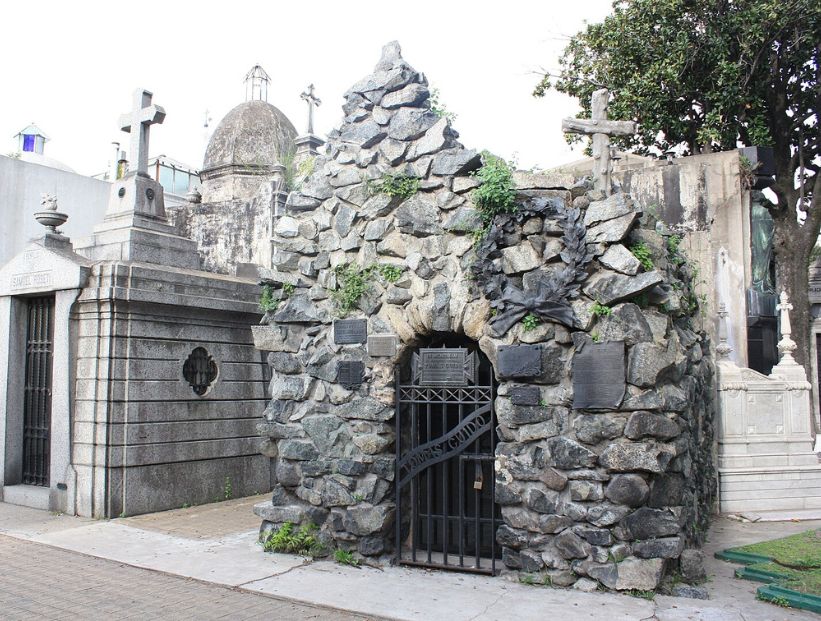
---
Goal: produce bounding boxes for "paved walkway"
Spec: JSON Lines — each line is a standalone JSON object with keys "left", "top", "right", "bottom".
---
{"left": 0, "top": 497, "right": 818, "bottom": 620}
{"left": 0, "top": 535, "right": 377, "bottom": 620}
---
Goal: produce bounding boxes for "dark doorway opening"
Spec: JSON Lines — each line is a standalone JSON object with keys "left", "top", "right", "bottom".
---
{"left": 394, "top": 334, "right": 500, "bottom": 574}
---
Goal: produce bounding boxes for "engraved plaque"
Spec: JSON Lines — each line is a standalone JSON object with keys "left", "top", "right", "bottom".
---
{"left": 572, "top": 341, "right": 625, "bottom": 409}
{"left": 510, "top": 386, "right": 541, "bottom": 406}
{"left": 334, "top": 319, "right": 367, "bottom": 344}
{"left": 368, "top": 334, "right": 397, "bottom": 357}
{"left": 337, "top": 361, "right": 364, "bottom": 389}
{"left": 497, "top": 345, "right": 542, "bottom": 379}
{"left": 418, "top": 348, "right": 474, "bottom": 386}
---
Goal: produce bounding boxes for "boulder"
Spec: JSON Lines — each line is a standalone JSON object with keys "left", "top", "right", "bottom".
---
{"left": 588, "top": 557, "right": 664, "bottom": 590}
{"left": 624, "top": 411, "right": 680, "bottom": 440}
{"left": 574, "top": 414, "right": 626, "bottom": 444}
{"left": 554, "top": 530, "right": 591, "bottom": 560}
{"left": 624, "top": 507, "right": 681, "bottom": 539}
{"left": 599, "top": 442, "right": 675, "bottom": 473}
{"left": 547, "top": 437, "right": 598, "bottom": 469}
{"left": 583, "top": 270, "right": 663, "bottom": 306}
{"left": 599, "top": 244, "right": 641, "bottom": 275}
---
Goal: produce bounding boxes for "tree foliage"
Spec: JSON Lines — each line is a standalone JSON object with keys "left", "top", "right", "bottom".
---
{"left": 536, "top": 0, "right": 820, "bottom": 369}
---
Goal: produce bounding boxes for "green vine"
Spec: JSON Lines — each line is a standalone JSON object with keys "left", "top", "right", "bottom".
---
{"left": 368, "top": 173, "right": 419, "bottom": 199}
{"left": 667, "top": 234, "right": 684, "bottom": 266}
{"left": 629, "top": 242, "right": 654, "bottom": 271}
{"left": 331, "top": 263, "right": 404, "bottom": 316}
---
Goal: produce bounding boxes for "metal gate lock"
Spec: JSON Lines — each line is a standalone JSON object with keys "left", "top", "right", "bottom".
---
{"left": 473, "top": 462, "right": 484, "bottom": 490}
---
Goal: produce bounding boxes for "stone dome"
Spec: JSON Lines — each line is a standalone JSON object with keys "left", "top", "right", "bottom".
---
{"left": 201, "top": 100, "right": 297, "bottom": 176}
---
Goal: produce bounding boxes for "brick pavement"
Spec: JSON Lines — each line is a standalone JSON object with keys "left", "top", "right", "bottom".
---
{"left": 0, "top": 535, "right": 382, "bottom": 621}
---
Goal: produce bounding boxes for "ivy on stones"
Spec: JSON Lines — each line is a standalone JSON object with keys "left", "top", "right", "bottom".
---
{"left": 259, "top": 282, "right": 294, "bottom": 313}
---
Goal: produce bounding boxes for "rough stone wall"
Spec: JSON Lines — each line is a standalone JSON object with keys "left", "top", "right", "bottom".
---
{"left": 253, "top": 42, "right": 715, "bottom": 591}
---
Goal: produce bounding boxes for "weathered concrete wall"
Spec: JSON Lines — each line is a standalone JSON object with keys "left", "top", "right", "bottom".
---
{"left": 618, "top": 153, "right": 752, "bottom": 367}
{"left": 0, "top": 155, "right": 110, "bottom": 265}
{"left": 171, "top": 181, "right": 285, "bottom": 275}
{"left": 71, "top": 262, "right": 272, "bottom": 517}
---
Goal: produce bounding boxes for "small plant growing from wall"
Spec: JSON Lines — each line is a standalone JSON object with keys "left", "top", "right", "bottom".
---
{"left": 429, "top": 87, "right": 457, "bottom": 122}
{"left": 472, "top": 151, "right": 517, "bottom": 227}
{"left": 368, "top": 173, "right": 419, "bottom": 199}
{"left": 591, "top": 301, "right": 612, "bottom": 317}
{"left": 629, "top": 242, "right": 654, "bottom": 271}
{"left": 667, "top": 234, "right": 685, "bottom": 266}
{"left": 259, "top": 283, "right": 294, "bottom": 314}
{"left": 521, "top": 313, "right": 540, "bottom": 331}
{"left": 262, "top": 522, "right": 323, "bottom": 556}
{"left": 334, "top": 549, "right": 360, "bottom": 567}
{"left": 331, "top": 263, "right": 404, "bottom": 316}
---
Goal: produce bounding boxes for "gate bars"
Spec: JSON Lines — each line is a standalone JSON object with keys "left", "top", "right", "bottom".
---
{"left": 394, "top": 360, "right": 498, "bottom": 575}
{"left": 22, "top": 296, "right": 54, "bottom": 487}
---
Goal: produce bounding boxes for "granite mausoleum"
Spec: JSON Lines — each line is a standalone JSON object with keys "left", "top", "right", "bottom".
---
{"left": 252, "top": 42, "right": 716, "bottom": 590}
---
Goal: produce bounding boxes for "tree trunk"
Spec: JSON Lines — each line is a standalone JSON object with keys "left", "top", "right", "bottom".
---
{"left": 771, "top": 193, "right": 816, "bottom": 379}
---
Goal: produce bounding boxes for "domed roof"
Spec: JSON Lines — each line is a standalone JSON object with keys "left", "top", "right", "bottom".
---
{"left": 202, "top": 100, "right": 297, "bottom": 174}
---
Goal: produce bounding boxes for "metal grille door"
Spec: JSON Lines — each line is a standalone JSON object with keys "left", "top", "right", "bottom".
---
{"left": 395, "top": 346, "right": 499, "bottom": 574}
{"left": 22, "top": 296, "right": 54, "bottom": 486}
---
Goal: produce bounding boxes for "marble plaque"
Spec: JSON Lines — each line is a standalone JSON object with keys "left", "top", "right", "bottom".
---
{"left": 337, "top": 361, "right": 364, "bottom": 389}
{"left": 572, "top": 341, "right": 625, "bottom": 409}
{"left": 368, "top": 334, "right": 397, "bottom": 357}
{"left": 333, "top": 319, "right": 368, "bottom": 344}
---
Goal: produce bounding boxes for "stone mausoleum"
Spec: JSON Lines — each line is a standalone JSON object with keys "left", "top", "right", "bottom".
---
{"left": 252, "top": 43, "right": 716, "bottom": 590}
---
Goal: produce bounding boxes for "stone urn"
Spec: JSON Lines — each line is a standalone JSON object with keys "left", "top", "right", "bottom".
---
{"left": 34, "top": 193, "right": 68, "bottom": 232}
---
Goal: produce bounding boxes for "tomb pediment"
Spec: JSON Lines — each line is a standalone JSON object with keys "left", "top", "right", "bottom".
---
{"left": 0, "top": 238, "right": 91, "bottom": 296}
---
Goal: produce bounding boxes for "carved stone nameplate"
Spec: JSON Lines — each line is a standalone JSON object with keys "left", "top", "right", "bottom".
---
{"left": 572, "top": 341, "right": 625, "bottom": 409}
{"left": 337, "top": 361, "right": 364, "bottom": 390}
{"left": 417, "top": 348, "right": 474, "bottom": 386}
{"left": 510, "top": 386, "right": 541, "bottom": 406}
{"left": 334, "top": 319, "right": 367, "bottom": 344}
{"left": 368, "top": 334, "right": 397, "bottom": 357}
{"left": 497, "top": 345, "right": 542, "bottom": 379}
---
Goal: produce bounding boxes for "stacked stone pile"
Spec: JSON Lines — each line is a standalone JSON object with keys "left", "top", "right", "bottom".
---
{"left": 253, "top": 41, "right": 715, "bottom": 592}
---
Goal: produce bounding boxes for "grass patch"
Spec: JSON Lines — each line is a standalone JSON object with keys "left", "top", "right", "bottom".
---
{"left": 726, "top": 529, "right": 821, "bottom": 598}
{"left": 334, "top": 549, "right": 360, "bottom": 567}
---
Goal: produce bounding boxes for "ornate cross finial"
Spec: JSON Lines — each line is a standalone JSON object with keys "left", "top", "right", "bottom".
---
{"left": 776, "top": 290, "right": 798, "bottom": 362}
{"left": 300, "top": 84, "right": 321, "bottom": 135}
{"left": 561, "top": 89, "right": 637, "bottom": 196}
{"left": 118, "top": 89, "right": 166, "bottom": 177}
{"left": 716, "top": 302, "right": 733, "bottom": 360}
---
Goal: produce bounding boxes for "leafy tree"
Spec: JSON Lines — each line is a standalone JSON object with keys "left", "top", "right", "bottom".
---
{"left": 535, "top": 0, "right": 820, "bottom": 371}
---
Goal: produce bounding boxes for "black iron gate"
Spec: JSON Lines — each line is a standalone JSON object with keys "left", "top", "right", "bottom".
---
{"left": 22, "top": 296, "right": 54, "bottom": 486}
{"left": 395, "top": 345, "right": 499, "bottom": 574}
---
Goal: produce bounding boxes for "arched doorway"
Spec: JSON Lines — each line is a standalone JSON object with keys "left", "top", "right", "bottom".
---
{"left": 394, "top": 334, "right": 500, "bottom": 574}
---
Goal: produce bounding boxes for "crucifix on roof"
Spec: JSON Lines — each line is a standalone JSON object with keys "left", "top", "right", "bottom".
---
{"left": 300, "top": 84, "right": 321, "bottom": 135}
{"left": 118, "top": 89, "right": 166, "bottom": 177}
{"left": 562, "top": 89, "right": 636, "bottom": 196}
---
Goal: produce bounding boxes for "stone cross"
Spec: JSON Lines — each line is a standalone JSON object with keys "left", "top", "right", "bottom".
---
{"left": 300, "top": 84, "right": 321, "bottom": 135}
{"left": 562, "top": 89, "right": 637, "bottom": 196}
{"left": 118, "top": 89, "right": 166, "bottom": 176}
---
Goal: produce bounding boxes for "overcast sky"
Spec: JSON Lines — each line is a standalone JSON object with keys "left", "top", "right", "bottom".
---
{"left": 1, "top": 0, "right": 614, "bottom": 176}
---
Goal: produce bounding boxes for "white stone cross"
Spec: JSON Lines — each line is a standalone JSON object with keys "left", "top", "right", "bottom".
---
{"left": 300, "top": 84, "right": 321, "bottom": 135}
{"left": 118, "top": 89, "right": 166, "bottom": 176}
{"left": 562, "top": 89, "right": 637, "bottom": 196}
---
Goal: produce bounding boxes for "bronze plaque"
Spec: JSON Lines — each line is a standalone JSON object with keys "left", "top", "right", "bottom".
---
{"left": 418, "top": 348, "right": 474, "bottom": 386}
{"left": 368, "top": 334, "right": 397, "bottom": 357}
{"left": 334, "top": 319, "right": 368, "bottom": 344}
{"left": 572, "top": 341, "right": 625, "bottom": 409}
{"left": 337, "top": 361, "right": 364, "bottom": 389}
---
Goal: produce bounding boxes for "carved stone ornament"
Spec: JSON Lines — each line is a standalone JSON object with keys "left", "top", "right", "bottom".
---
{"left": 182, "top": 347, "right": 218, "bottom": 396}
{"left": 470, "top": 195, "right": 595, "bottom": 336}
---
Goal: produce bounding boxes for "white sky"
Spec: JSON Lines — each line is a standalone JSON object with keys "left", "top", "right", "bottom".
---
{"left": 1, "top": 0, "right": 614, "bottom": 177}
